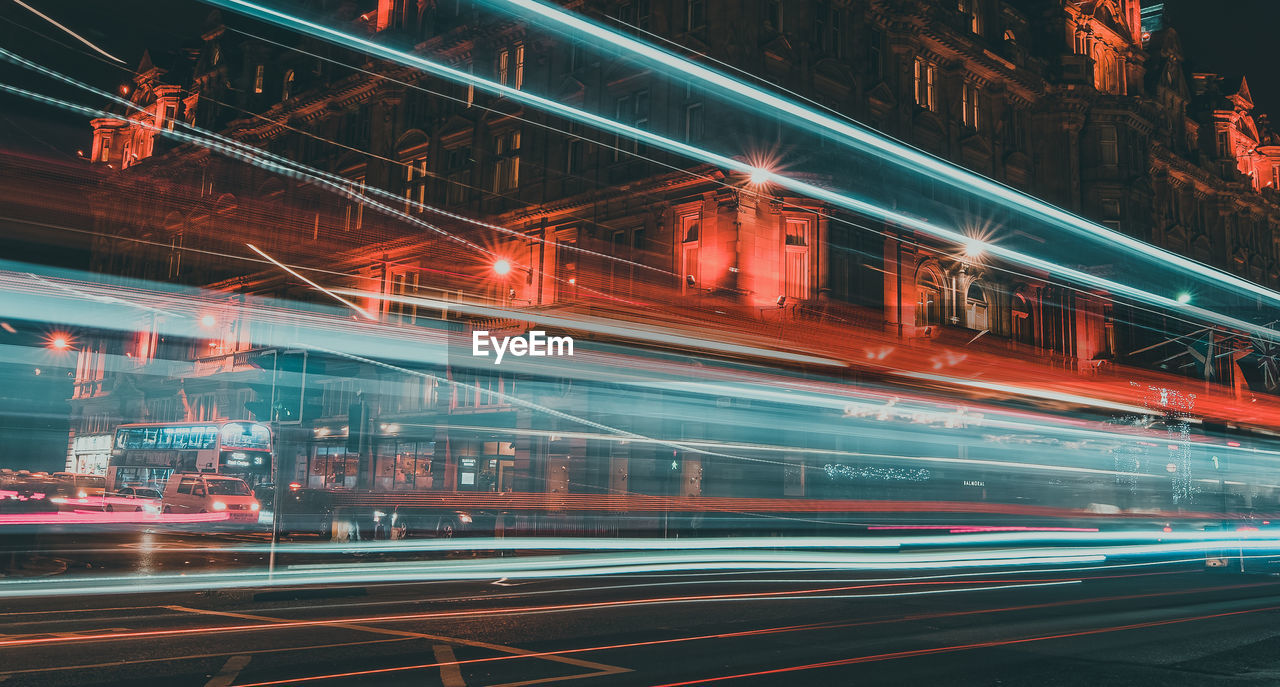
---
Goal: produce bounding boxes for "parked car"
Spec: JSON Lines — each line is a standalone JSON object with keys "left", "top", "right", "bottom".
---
{"left": 161, "top": 473, "right": 259, "bottom": 523}
{"left": 103, "top": 486, "right": 163, "bottom": 513}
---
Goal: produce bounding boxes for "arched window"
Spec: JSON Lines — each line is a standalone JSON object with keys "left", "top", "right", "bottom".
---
{"left": 282, "top": 69, "right": 295, "bottom": 101}
{"left": 915, "top": 270, "right": 943, "bottom": 328}
{"left": 965, "top": 281, "right": 988, "bottom": 331}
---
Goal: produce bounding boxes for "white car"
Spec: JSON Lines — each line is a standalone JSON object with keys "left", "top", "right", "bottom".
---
{"left": 103, "top": 486, "right": 163, "bottom": 513}
{"left": 162, "top": 473, "right": 260, "bottom": 523}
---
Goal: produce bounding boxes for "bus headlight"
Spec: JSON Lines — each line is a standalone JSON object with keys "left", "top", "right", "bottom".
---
{"left": 77, "top": 490, "right": 87, "bottom": 499}
{"left": 250, "top": 502, "right": 260, "bottom": 511}
{"left": 212, "top": 501, "right": 227, "bottom": 511}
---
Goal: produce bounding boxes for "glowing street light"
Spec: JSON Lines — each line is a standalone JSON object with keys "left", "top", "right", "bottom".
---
{"left": 200, "top": 314, "right": 217, "bottom": 328}
{"left": 47, "top": 333, "right": 71, "bottom": 351}
{"left": 963, "top": 238, "right": 987, "bottom": 260}
{"left": 748, "top": 167, "right": 771, "bottom": 186}
{"left": 493, "top": 259, "right": 513, "bottom": 276}
{"left": 1175, "top": 292, "right": 1192, "bottom": 305}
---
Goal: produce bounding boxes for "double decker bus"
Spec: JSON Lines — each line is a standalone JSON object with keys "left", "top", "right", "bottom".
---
{"left": 106, "top": 421, "right": 272, "bottom": 492}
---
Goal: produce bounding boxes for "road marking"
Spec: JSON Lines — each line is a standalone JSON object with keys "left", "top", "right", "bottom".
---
{"left": 0, "top": 628, "right": 131, "bottom": 641}
{"left": 0, "top": 605, "right": 165, "bottom": 618}
{"left": 433, "top": 644, "right": 466, "bottom": 687}
{"left": 205, "top": 655, "right": 251, "bottom": 687}
{"left": 167, "top": 605, "right": 628, "bottom": 683}
{"left": 0, "top": 638, "right": 409, "bottom": 676}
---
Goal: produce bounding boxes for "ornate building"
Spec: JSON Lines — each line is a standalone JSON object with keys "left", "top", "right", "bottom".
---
{"left": 67, "top": 0, "right": 1280, "bottom": 497}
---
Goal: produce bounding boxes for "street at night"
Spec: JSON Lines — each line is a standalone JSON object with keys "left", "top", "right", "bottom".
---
{"left": 7, "top": 0, "right": 1280, "bottom": 684}
{"left": 7, "top": 557, "right": 1280, "bottom": 686}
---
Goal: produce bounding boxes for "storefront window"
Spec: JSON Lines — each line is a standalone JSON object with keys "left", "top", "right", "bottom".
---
{"left": 375, "top": 439, "right": 434, "bottom": 490}
{"left": 310, "top": 442, "right": 357, "bottom": 489}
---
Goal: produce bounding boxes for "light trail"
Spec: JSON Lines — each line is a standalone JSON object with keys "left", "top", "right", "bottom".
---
{"left": 224, "top": 580, "right": 1082, "bottom": 687}
{"left": 0, "top": 578, "right": 1092, "bottom": 648}
{"left": 350, "top": 290, "right": 846, "bottom": 367}
{"left": 10, "top": 0, "right": 124, "bottom": 64}
{"left": 201, "top": 0, "right": 1280, "bottom": 343}
{"left": 111, "top": 531, "right": 1280, "bottom": 558}
{"left": 245, "top": 243, "right": 376, "bottom": 320}
{"left": 0, "top": 551, "right": 1112, "bottom": 600}
{"left": 487, "top": 0, "right": 1280, "bottom": 314}
{"left": 649, "top": 599, "right": 1280, "bottom": 685}
{"left": 0, "top": 45, "right": 665, "bottom": 284}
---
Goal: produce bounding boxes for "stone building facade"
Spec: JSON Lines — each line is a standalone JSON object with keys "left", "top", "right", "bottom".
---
{"left": 67, "top": 0, "right": 1280, "bottom": 496}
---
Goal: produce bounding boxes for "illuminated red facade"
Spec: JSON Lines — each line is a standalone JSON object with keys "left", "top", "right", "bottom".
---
{"left": 65, "top": 1, "right": 1280, "bottom": 495}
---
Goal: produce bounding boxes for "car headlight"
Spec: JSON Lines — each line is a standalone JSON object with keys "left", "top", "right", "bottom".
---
{"left": 77, "top": 490, "right": 87, "bottom": 499}
{"left": 455, "top": 513, "right": 472, "bottom": 524}
{"left": 250, "top": 502, "right": 260, "bottom": 511}
{"left": 211, "top": 501, "right": 227, "bottom": 511}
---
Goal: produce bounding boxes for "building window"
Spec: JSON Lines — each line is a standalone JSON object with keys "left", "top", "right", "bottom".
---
{"left": 1217, "top": 130, "right": 1231, "bottom": 158}
{"left": 282, "top": 69, "right": 295, "bottom": 100}
{"left": 464, "top": 60, "right": 475, "bottom": 107}
{"left": 965, "top": 281, "right": 988, "bottom": 330}
{"left": 566, "top": 137, "right": 584, "bottom": 175}
{"left": 1100, "top": 125, "right": 1118, "bottom": 167}
{"left": 1101, "top": 198, "right": 1121, "bottom": 218}
{"left": 253, "top": 64, "right": 265, "bottom": 94}
{"left": 764, "top": 0, "right": 783, "bottom": 32}
{"left": 616, "top": 0, "right": 651, "bottom": 31}
{"left": 828, "top": 6, "right": 845, "bottom": 58}
{"left": 403, "top": 153, "right": 429, "bottom": 212}
{"left": 684, "top": 102, "right": 704, "bottom": 142}
{"left": 915, "top": 271, "right": 943, "bottom": 328}
{"left": 680, "top": 211, "right": 700, "bottom": 293}
{"left": 1272, "top": 165, "right": 1279, "bottom": 189}
{"left": 344, "top": 177, "right": 366, "bottom": 232}
{"left": 868, "top": 29, "right": 884, "bottom": 79}
{"left": 784, "top": 217, "right": 811, "bottom": 300}
{"left": 387, "top": 268, "right": 420, "bottom": 323}
{"left": 493, "top": 130, "right": 522, "bottom": 192}
{"left": 685, "top": 0, "right": 705, "bottom": 33}
{"left": 913, "top": 57, "right": 936, "bottom": 111}
{"left": 961, "top": 81, "right": 980, "bottom": 129}
{"left": 497, "top": 44, "right": 525, "bottom": 90}
{"left": 613, "top": 89, "right": 650, "bottom": 160}
{"left": 445, "top": 145, "right": 471, "bottom": 204}
{"left": 958, "top": 0, "right": 982, "bottom": 33}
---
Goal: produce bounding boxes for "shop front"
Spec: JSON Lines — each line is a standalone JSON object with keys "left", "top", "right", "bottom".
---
{"left": 70, "top": 434, "right": 112, "bottom": 475}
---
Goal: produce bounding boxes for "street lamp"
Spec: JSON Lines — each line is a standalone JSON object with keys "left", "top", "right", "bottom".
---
{"left": 963, "top": 238, "right": 987, "bottom": 259}
{"left": 46, "top": 333, "right": 72, "bottom": 352}
{"left": 493, "top": 259, "right": 512, "bottom": 276}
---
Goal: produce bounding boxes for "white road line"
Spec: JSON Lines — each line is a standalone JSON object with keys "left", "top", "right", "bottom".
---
{"left": 433, "top": 644, "right": 466, "bottom": 687}
{"left": 204, "top": 654, "right": 251, "bottom": 687}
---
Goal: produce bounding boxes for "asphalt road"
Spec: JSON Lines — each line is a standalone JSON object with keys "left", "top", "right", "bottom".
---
{"left": 5, "top": 530, "right": 1280, "bottom": 687}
